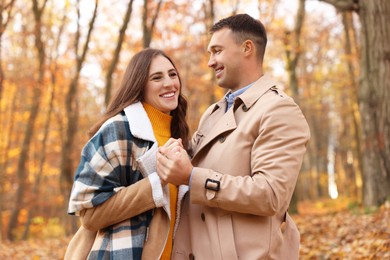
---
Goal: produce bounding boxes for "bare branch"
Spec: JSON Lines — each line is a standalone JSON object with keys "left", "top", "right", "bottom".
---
{"left": 3, "top": 0, "right": 16, "bottom": 10}
{"left": 149, "top": 0, "right": 163, "bottom": 37}
{"left": 105, "top": 0, "right": 135, "bottom": 105}
{"left": 318, "top": 0, "right": 359, "bottom": 12}
{"left": 78, "top": 0, "right": 99, "bottom": 69}
{"left": 1, "top": 0, "right": 16, "bottom": 33}
{"left": 75, "top": 0, "right": 81, "bottom": 58}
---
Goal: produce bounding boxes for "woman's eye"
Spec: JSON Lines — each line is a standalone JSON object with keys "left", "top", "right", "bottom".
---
{"left": 151, "top": 76, "right": 162, "bottom": 80}
{"left": 169, "top": 72, "right": 178, "bottom": 77}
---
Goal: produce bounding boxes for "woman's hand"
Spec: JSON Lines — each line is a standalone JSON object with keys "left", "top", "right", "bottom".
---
{"left": 157, "top": 138, "right": 192, "bottom": 186}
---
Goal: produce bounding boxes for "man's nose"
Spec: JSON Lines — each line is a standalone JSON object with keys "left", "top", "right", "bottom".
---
{"left": 208, "top": 55, "right": 216, "bottom": 68}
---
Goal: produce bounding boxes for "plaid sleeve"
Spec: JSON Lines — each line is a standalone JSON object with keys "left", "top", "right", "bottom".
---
{"left": 68, "top": 113, "right": 139, "bottom": 215}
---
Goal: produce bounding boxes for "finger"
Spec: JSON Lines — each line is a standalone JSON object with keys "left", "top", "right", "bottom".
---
{"left": 173, "top": 146, "right": 187, "bottom": 158}
{"left": 163, "top": 139, "right": 183, "bottom": 153}
{"left": 172, "top": 146, "right": 181, "bottom": 154}
{"left": 158, "top": 148, "right": 167, "bottom": 160}
{"left": 165, "top": 142, "right": 180, "bottom": 153}
{"left": 161, "top": 138, "right": 178, "bottom": 148}
{"left": 176, "top": 138, "right": 183, "bottom": 148}
{"left": 159, "top": 145, "right": 180, "bottom": 160}
{"left": 157, "top": 151, "right": 169, "bottom": 165}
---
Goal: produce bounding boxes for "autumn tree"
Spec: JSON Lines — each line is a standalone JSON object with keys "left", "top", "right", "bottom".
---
{"left": 0, "top": 0, "right": 15, "bottom": 106}
{"left": 22, "top": 6, "right": 68, "bottom": 239}
{"left": 337, "top": 12, "right": 362, "bottom": 199}
{"left": 142, "top": 0, "right": 163, "bottom": 48}
{"left": 105, "top": 0, "right": 163, "bottom": 106}
{"left": 283, "top": 0, "right": 306, "bottom": 213}
{"left": 202, "top": 0, "right": 217, "bottom": 104}
{"left": 104, "top": 0, "right": 135, "bottom": 106}
{"left": 0, "top": 0, "right": 16, "bottom": 241}
{"left": 7, "top": 0, "right": 48, "bottom": 241}
{"left": 60, "top": 0, "right": 98, "bottom": 234}
{"left": 320, "top": 0, "right": 390, "bottom": 207}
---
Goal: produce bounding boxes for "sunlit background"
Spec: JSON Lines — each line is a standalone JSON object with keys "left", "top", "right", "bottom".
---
{"left": 1, "top": 0, "right": 389, "bottom": 258}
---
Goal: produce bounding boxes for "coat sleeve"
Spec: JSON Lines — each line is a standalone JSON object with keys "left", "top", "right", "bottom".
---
{"left": 68, "top": 116, "right": 165, "bottom": 230}
{"left": 80, "top": 176, "right": 158, "bottom": 231}
{"left": 190, "top": 97, "right": 310, "bottom": 216}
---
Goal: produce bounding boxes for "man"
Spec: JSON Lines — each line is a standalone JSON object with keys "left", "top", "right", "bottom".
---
{"left": 157, "top": 14, "right": 310, "bottom": 259}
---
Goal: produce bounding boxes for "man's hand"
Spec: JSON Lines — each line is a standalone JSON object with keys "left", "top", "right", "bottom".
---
{"left": 157, "top": 138, "right": 192, "bottom": 186}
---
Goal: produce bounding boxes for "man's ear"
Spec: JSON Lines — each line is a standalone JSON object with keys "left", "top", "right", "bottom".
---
{"left": 242, "top": 40, "right": 254, "bottom": 56}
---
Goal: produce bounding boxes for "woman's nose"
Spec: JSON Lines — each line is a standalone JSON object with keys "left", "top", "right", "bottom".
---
{"left": 163, "top": 77, "right": 174, "bottom": 87}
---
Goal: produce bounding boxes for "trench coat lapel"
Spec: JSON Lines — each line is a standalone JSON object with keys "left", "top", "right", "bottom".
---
{"left": 191, "top": 74, "right": 279, "bottom": 160}
{"left": 192, "top": 102, "right": 237, "bottom": 159}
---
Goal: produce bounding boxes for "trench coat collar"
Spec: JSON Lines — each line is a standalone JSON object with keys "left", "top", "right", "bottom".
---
{"left": 211, "top": 73, "right": 279, "bottom": 112}
{"left": 193, "top": 74, "right": 280, "bottom": 158}
{"left": 237, "top": 73, "right": 279, "bottom": 110}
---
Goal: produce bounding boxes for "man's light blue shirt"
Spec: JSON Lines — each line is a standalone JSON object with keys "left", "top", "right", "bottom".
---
{"left": 225, "top": 83, "right": 254, "bottom": 111}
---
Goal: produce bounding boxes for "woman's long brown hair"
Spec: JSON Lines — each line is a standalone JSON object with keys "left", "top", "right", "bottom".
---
{"left": 89, "top": 48, "right": 190, "bottom": 151}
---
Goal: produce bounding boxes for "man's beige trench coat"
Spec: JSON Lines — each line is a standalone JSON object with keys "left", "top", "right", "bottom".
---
{"left": 171, "top": 74, "right": 311, "bottom": 260}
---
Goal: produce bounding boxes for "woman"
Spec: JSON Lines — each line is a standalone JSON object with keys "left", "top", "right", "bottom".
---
{"left": 64, "top": 48, "right": 190, "bottom": 259}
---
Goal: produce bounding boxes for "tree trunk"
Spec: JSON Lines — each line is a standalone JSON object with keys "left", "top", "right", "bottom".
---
{"left": 0, "top": 0, "right": 17, "bottom": 241}
{"left": 283, "top": 0, "right": 305, "bottom": 214}
{"left": 24, "top": 81, "right": 54, "bottom": 239}
{"left": 7, "top": 0, "right": 47, "bottom": 241}
{"left": 23, "top": 19, "right": 63, "bottom": 236}
{"left": 202, "top": 0, "right": 216, "bottom": 104}
{"left": 340, "top": 12, "right": 362, "bottom": 200}
{"left": 320, "top": 0, "right": 390, "bottom": 208}
{"left": 358, "top": 0, "right": 390, "bottom": 207}
{"left": 0, "top": 87, "right": 19, "bottom": 241}
{"left": 284, "top": 0, "right": 305, "bottom": 101}
{"left": 142, "top": 0, "right": 163, "bottom": 48}
{"left": 105, "top": 0, "right": 135, "bottom": 106}
{"left": 61, "top": 0, "right": 98, "bottom": 235}
{"left": 0, "top": 0, "right": 16, "bottom": 108}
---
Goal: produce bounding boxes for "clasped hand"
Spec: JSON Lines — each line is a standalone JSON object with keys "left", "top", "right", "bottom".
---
{"left": 157, "top": 138, "right": 192, "bottom": 186}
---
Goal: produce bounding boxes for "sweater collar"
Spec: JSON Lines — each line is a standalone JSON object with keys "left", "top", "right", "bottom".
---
{"left": 142, "top": 102, "right": 172, "bottom": 134}
{"left": 142, "top": 102, "right": 172, "bottom": 146}
{"left": 123, "top": 102, "right": 156, "bottom": 142}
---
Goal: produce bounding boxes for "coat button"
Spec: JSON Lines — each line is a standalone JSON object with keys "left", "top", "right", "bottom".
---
{"left": 201, "top": 213, "right": 205, "bottom": 221}
{"left": 189, "top": 253, "right": 195, "bottom": 260}
{"left": 242, "top": 105, "right": 249, "bottom": 112}
{"left": 218, "top": 136, "right": 226, "bottom": 143}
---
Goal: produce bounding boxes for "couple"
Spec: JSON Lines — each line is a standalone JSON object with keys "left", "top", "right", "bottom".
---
{"left": 65, "top": 14, "right": 310, "bottom": 260}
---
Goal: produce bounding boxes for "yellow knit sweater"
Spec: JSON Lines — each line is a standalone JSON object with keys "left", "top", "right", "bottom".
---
{"left": 142, "top": 102, "right": 177, "bottom": 260}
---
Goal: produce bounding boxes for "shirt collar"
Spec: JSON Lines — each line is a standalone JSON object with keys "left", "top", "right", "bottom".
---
{"left": 225, "top": 82, "right": 254, "bottom": 111}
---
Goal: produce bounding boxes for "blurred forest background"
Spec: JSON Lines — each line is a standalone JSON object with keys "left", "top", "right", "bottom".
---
{"left": 0, "top": 0, "right": 389, "bottom": 259}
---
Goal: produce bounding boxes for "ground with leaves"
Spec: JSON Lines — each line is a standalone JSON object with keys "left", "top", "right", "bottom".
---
{"left": 296, "top": 200, "right": 389, "bottom": 259}
{"left": 1, "top": 200, "right": 389, "bottom": 259}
